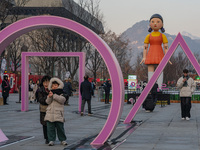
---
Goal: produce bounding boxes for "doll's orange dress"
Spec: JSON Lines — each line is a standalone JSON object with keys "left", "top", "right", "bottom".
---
{"left": 145, "top": 33, "right": 164, "bottom": 65}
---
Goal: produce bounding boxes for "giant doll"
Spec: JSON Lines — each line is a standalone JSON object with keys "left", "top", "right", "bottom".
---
{"left": 140, "top": 14, "right": 171, "bottom": 89}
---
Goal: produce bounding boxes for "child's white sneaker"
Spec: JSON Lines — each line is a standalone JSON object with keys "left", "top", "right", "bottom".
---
{"left": 181, "top": 117, "right": 185, "bottom": 120}
{"left": 61, "top": 141, "right": 68, "bottom": 145}
{"left": 48, "top": 141, "right": 54, "bottom": 146}
{"left": 186, "top": 117, "right": 190, "bottom": 121}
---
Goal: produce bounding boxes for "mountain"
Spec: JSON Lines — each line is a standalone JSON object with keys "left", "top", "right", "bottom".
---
{"left": 182, "top": 31, "right": 200, "bottom": 40}
{"left": 121, "top": 20, "right": 200, "bottom": 65}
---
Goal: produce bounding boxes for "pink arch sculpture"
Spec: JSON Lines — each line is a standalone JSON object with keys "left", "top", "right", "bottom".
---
{"left": 0, "top": 16, "right": 124, "bottom": 145}
{"left": 21, "top": 52, "right": 85, "bottom": 113}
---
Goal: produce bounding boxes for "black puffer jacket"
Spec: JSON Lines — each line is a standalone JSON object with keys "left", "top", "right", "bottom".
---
{"left": 37, "top": 86, "right": 49, "bottom": 126}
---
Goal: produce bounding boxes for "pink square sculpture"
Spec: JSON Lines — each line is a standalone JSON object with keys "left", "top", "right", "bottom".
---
{"left": 21, "top": 52, "right": 85, "bottom": 112}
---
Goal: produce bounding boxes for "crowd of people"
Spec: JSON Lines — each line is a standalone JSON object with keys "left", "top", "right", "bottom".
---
{"left": 1, "top": 68, "right": 195, "bottom": 146}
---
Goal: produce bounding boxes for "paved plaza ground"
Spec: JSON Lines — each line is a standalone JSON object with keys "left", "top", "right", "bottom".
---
{"left": 1, "top": 93, "right": 200, "bottom": 150}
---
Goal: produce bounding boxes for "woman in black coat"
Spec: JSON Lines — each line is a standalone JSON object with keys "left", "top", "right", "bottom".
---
{"left": 80, "top": 75, "right": 93, "bottom": 116}
{"left": 104, "top": 80, "right": 111, "bottom": 104}
{"left": 37, "top": 75, "right": 51, "bottom": 144}
{"left": 1, "top": 75, "right": 10, "bottom": 105}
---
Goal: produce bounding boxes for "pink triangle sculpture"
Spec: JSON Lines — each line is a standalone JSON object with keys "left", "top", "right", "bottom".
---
{"left": 124, "top": 33, "right": 200, "bottom": 123}
{"left": 0, "top": 129, "right": 8, "bottom": 142}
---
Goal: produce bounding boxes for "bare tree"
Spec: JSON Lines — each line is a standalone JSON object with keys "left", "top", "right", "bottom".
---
{"left": 164, "top": 51, "right": 195, "bottom": 84}
{"left": 55, "top": 29, "right": 89, "bottom": 80}
{"left": 9, "top": 0, "right": 30, "bottom": 22}
{"left": 27, "top": 26, "right": 89, "bottom": 80}
{"left": 85, "top": 43, "right": 102, "bottom": 80}
{"left": 64, "top": 0, "right": 104, "bottom": 34}
{"left": 0, "top": 0, "right": 30, "bottom": 73}
{"left": 133, "top": 52, "right": 148, "bottom": 82}
{"left": 64, "top": 0, "right": 104, "bottom": 81}
{"left": 0, "top": 0, "right": 13, "bottom": 29}
{"left": 7, "top": 36, "right": 28, "bottom": 73}
{"left": 99, "top": 30, "right": 132, "bottom": 79}
{"left": 27, "top": 28, "right": 62, "bottom": 77}
{"left": 123, "top": 59, "right": 135, "bottom": 78}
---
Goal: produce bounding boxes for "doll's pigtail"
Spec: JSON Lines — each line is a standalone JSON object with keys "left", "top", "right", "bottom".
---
{"left": 160, "top": 27, "right": 165, "bottom": 33}
{"left": 148, "top": 27, "right": 152, "bottom": 32}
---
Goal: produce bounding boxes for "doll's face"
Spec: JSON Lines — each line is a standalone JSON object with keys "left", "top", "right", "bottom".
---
{"left": 149, "top": 18, "right": 163, "bottom": 31}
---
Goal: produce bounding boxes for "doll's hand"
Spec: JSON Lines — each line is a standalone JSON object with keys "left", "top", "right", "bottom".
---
{"left": 169, "top": 60, "right": 172, "bottom": 65}
{"left": 140, "top": 58, "right": 146, "bottom": 64}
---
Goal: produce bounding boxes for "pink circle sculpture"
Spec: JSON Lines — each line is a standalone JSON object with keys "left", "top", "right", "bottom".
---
{"left": 0, "top": 15, "right": 124, "bottom": 145}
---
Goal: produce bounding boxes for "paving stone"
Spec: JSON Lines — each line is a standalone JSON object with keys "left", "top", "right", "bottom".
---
{"left": 1, "top": 94, "right": 200, "bottom": 150}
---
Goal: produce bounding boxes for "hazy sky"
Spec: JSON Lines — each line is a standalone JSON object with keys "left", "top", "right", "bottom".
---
{"left": 98, "top": 0, "right": 200, "bottom": 37}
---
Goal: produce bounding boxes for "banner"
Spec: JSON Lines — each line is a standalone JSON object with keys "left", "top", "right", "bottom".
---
{"left": 128, "top": 75, "right": 137, "bottom": 90}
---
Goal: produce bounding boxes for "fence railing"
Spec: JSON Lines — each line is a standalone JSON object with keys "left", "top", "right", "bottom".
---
{"left": 71, "top": 86, "right": 200, "bottom": 101}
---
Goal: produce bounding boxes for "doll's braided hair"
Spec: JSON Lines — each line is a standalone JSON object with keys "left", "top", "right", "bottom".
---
{"left": 148, "top": 14, "right": 165, "bottom": 33}
{"left": 148, "top": 27, "right": 165, "bottom": 33}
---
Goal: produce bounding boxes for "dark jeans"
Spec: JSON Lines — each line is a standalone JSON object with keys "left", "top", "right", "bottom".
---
{"left": 180, "top": 97, "right": 191, "bottom": 118}
{"left": 43, "top": 125, "right": 48, "bottom": 141}
{"left": 91, "top": 90, "right": 94, "bottom": 96}
{"left": 46, "top": 121, "right": 66, "bottom": 142}
{"left": 105, "top": 91, "right": 110, "bottom": 103}
{"left": 81, "top": 99, "right": 91, "bottom": 113}
{"left": 64, "top": 95, "right": 69, "bottom": 105}
{"left": 3, "top": 95, "right": 8, "bottom": 104}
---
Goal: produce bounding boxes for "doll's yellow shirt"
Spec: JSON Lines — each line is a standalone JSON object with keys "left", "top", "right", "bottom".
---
{"left": 144, "top": 32, "right": 168, "bottom": 44}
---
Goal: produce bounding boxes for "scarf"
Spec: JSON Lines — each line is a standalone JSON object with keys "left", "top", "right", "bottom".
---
{"left": 51, "top": 89, "right": 64, "bottom": 95}
{"left": 183, "top": 75, "right": 190, "bottom": 87}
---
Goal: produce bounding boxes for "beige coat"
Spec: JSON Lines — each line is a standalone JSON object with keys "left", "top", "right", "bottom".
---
{"left": 177, "top": 77, "right": 195, "bottom": 97}
{"left": 33, "top": 84, "right": 39, "bottom": 100}
{"left": 44, "top": 78, "right": 66, "bottom": 123}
